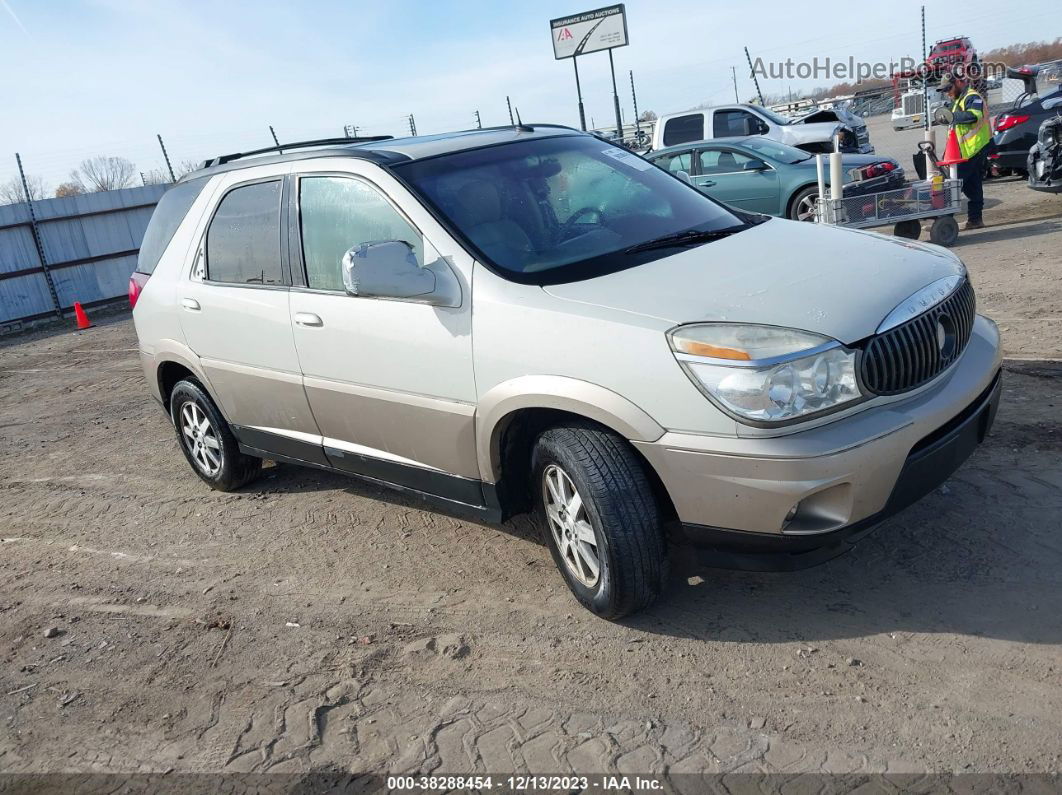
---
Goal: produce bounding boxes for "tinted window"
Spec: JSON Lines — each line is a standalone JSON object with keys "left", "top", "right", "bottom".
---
{"left": 299, "top": 176, "right": 422, "bottom": 291}
{"left": 652, "top": 151, "right": 693, "bottom": 174}
{"left": 395, "top": 135, "right": 743, "bottom": 284}
{"left": 206, "top": 181, "right": 283, "bottom": 285}
{"left": 662, "top": 114, "right": 704, "bottom": 146}
{"left": 713, "top": 110, "right": 762, "bottom": 137}
{"left": 136, "top": 177, "right": 208, "bottom": 275}
{"left": 699, "top": 149, "right": 758, "bottom": 174}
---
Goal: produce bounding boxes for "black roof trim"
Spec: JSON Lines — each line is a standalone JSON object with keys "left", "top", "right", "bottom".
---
{"left": 202, "top": 136, "right": 395, "bottom": 168}
{"left": 177, "top": 124, "right": 585, "bottom": 183}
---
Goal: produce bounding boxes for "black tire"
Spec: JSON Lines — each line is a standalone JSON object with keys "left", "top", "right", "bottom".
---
{"left": 894, "top": 219, "right": 921, "bottom": 240}
{"left": 929, "top": 215, "right": 959, "bottom": 246}
{"left": 531, "top": 422, "right": 668, "bottom": 620}
{"left": 169, "top": 379, "right": 261, "bottom": 491}
{"left": 788, "top": 185, "right": 820, "bottom": 222}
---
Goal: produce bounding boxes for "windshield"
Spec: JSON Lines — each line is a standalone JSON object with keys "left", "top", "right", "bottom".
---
{"left": 394, "top": 135, "right": 746, "bottom": 283}
{"left": 755, "top": 106, "right": 793, "bottom": 126}
{"left": 741, "top": 138, "right": 812, "bottom": 164}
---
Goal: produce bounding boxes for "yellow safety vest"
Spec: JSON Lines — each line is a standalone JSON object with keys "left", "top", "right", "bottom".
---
{"left": 951, "top": 87, "right": 990, "bottom": 159}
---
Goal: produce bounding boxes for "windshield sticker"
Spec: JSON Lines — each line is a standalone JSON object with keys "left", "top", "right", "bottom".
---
{"left": 600, "top": 147, "right": 654, "bottom": 171}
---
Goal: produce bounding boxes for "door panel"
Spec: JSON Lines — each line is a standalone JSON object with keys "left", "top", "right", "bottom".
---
{"left": 694, "top": 149, "right": 780, "bottom": 213}
{"left": 289, "top": 173, "right": 479, "bottom": 485}
{"left": 178, "top": 175, "right": 323, "bottom": 458}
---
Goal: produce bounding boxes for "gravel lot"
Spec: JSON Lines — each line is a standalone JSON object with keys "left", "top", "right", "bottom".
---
{"left": 1, "top": 115, "right": 1060, "bottom": 782}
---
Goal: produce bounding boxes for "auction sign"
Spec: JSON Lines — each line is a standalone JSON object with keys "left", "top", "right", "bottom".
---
{"left": 550, "top": 4, "right": 628, "bottom": 60}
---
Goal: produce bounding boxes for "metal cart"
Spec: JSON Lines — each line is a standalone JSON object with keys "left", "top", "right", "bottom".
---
{"left": 815, "top": 177, "right": 963, "bottom": 246}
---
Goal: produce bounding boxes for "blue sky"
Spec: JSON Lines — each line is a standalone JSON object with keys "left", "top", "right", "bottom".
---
{"left": 1, "top": 0, "right": 1056, "bottom": 189}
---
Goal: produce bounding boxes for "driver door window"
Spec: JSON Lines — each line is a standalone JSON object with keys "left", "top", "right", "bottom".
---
{"left": 713, "top": 110, "right": 765, "bottom": 137}
{"left": 699, "top": 149, "right": 759, "bottom": 174}
{"left": 299, "top": 176, "right": 423, "bottom": 291}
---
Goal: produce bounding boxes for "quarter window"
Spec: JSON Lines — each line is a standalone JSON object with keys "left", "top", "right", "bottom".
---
{"left": 206, "top": 181, "right": 284, "bottom": 285}
{"left": 299, "top": 176, "right": 423, "bottom": 291}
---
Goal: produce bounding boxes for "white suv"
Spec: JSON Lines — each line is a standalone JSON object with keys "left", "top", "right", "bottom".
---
{"left": 132, "top": 126, "right": 1001, "bottom": 618}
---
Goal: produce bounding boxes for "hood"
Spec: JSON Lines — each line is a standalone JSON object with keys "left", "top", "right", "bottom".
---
{"left": 779, "top": 121, "right": 846, "bottom": 146}
{"left": 542, "top": 219, "right": 965, "bottom": 344}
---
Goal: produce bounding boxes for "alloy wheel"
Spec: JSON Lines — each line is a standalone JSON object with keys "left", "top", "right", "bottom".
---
{"left": 795, "top": 192, "right": 819, "bottom": 222}
{"left": 180, "top": 401, "right": 222, "bottom": 476}
{"left": 542, "top": 464, "right": 600, "bottom": 588}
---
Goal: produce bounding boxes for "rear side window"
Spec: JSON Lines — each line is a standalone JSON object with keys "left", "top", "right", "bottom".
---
{"left": 652, "top": 150, "right": 692, "bottom": 174}
{"left": 136, "top": 177, "right": 208, "bottom": 275}
{"left": 206, "top": 181, "right": 284, "bottom": 285}
{"left": 662, "top": 114, "right": 704, "bottom": 146}
{"left": 714, "top": 110, "right": 761, "bottom": 137}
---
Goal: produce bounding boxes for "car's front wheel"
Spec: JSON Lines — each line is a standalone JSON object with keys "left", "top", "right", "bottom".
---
{"left": 532, "top": 423, "right": 668, "bottom": 619}
{"left": 169, "top": 379, "right": 261, "bottom": 491}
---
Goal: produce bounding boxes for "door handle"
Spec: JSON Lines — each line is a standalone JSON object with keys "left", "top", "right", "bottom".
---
{"left": 181, "top": 298, "right": 201, "bottom": 311}
{"left": 294, "top": 312, "right": 323, "bottom": 327}
{"left": 699, "top": 180, "right": 716, "bottom": 187}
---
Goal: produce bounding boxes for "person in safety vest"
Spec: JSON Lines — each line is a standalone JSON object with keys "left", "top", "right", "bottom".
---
{"left": 933, "top": 72, "right": 992, "bottom": 229}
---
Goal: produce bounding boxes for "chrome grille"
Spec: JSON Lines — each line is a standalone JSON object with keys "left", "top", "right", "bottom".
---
{"left": 861, "top": 279, "right": 976, "bottom": 395}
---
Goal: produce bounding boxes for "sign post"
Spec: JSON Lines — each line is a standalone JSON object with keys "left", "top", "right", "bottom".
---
{"left": 550, "top": 5, "right": 629, "bottom": 138}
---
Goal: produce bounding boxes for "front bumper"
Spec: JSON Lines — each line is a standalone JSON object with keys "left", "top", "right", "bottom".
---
{"left": 633, "top": 315, "right": 1002, "bottom": 569}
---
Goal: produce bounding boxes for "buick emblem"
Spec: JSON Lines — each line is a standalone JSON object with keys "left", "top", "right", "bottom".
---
{"left": 936, "top": 320, "right": 947, "bottom": 351}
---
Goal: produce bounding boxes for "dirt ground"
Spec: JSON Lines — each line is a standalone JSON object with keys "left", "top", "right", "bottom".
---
{"left": 1, "top": 116, "right": 1061, "bottom": 783}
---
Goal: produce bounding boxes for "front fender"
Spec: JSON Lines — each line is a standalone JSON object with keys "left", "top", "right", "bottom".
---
{"left": 475, "top": 375, "right": 665, "bottom": 483}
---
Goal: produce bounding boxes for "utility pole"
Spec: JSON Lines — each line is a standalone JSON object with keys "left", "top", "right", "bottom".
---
{"left": 573, "top": 57, "right": 587, "bottom": 131}
{"left": 408, "top": 114, "right": 417, "bottom": 136}
{"left": 15, "top": 153, "right": 61, "bottom": 317}
{"left": 744, "top": 47, "right": 764, "bottom": 106}
{"left": 608, "top": 48, "right": 623, "bottom": 140}
{"left": 140, "top": 171, "right": 147, "bottom": 186}
{"left": 474, "top": 110, "right": 482, "bottom": 129}
{"left": 629, "top": 70, "right": 641, "bottom": 140}
{"left": 157, "top": 134, "right": 176, "bottom": 183}
{"left": 731, "top": 66, "right": 739, "bottom": 102}
{"left": 506, "top": 96, "right": 514, "bottom": 125}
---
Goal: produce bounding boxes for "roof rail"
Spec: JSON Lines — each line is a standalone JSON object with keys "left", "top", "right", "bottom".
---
{"left": 201, "top": 136, "right": 394, "bottom": 168}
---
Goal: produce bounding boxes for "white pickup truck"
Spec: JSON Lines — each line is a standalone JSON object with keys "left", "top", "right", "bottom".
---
{"left": 652, "top": 103, "right": 873, "bottom": 154}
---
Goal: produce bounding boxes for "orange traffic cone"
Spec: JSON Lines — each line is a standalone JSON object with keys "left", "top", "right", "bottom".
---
{"left": 73, "top": 302, "right": 92, "bottom": 330}
{"left": 937, "top": 128, "right": 966, "bottom": 167}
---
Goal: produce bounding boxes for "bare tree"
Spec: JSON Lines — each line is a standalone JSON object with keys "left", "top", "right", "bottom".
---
{"left": 140, "top": 168, "right": 172, "bottom": 185}
{"left": 54, "top": 181, "right": 86, "bottom": 198}
{"left": 76, "top": 156, "right": 136, "bottom": 192}
{"left": 0, "top": 174, "right": 46, "bottom": 205}
{"left": 174, "top": 159, "right": 202, "bottom": 180}
{"left": 637, "top": 110, "right": 658, "bottom": 121}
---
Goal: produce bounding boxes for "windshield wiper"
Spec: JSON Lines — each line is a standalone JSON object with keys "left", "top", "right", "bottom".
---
{"left": 624, "top": 224, "right": 749, "bottom": 254}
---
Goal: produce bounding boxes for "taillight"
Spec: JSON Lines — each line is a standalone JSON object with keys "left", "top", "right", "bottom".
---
{"left": 128, "top": 272, "right": 149, "bottom": 308}
{"left": 995, "top": 114, "right": 1030, "bottom": 133}
{"left": 855, "top": 161, "right": 897, "bottom": 180}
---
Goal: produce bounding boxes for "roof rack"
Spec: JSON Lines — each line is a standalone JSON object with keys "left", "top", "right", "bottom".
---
{"left": 201, "top": 136, "right": 394, "bottom": 168}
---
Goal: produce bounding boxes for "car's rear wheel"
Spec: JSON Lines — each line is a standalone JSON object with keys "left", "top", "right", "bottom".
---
{"left": 169, "top": 379, "right": 261, "bottom": 491}
{"left": 532, "top": 423, "right": 668, "bottom": 620}
{"left": 789, "top": 185, "right": 821, "bottom": 222}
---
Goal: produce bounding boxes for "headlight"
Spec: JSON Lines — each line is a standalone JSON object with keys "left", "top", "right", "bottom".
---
{"left": 668, "top": 323, "right": 863, "bottom": 424}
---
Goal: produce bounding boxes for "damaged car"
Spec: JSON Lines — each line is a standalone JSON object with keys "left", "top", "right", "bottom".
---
{"left": 652, "top": 103, "right": 873, "bottom": 155}
{"left": 1027, "top": 110, "right": 1062, "bottom": 193}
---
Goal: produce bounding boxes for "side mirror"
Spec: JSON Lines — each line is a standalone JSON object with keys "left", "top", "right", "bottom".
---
{"left": 744, "top": 158, "right": 769, "bottom": 171}
{"left": 675, "top": 170, "right": 693, "bottom": 184}
{"left": 342, "top": 240, "right": 459, "bottom": 307}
